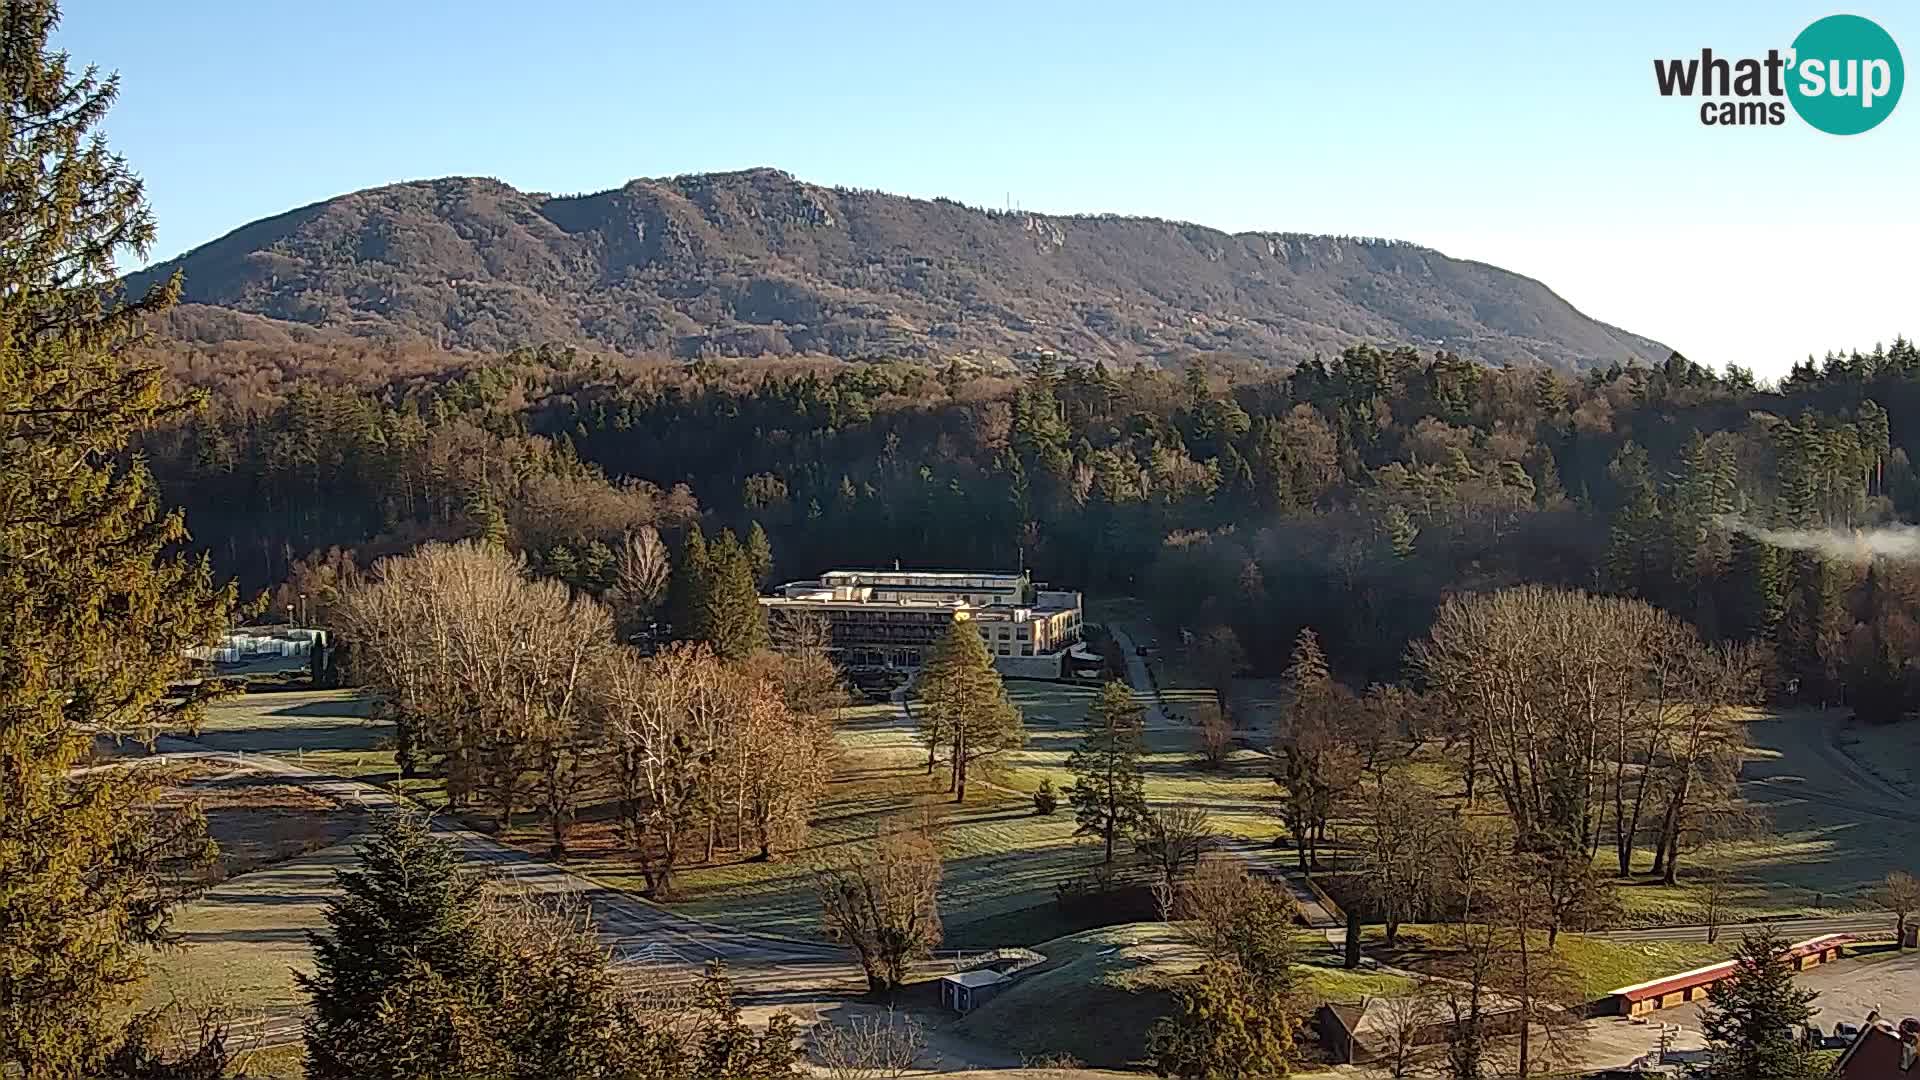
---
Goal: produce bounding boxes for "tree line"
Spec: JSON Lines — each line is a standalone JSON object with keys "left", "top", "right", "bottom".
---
{"left": 142, "top": 319, "right": 1920, "bottom": 720}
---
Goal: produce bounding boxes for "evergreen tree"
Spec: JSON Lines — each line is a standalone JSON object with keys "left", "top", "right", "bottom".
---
{"left": 1382, "top": 504, "right": 1419, "bottom": 559}
{"left": 1145, "top": 963, "right": 1297, "bottom": 1079}
{"left": 744, "top": 520, "right": 775, "bottom": 588}
{"left": 1604, "top": 442, "right": 1664, "bottom": 596}
{"left": 668, "top": 524, "right": 711, "bottom": 641}
{"left": 1694, "top": 929, "right": 1821, "bottom": 1080}
{"left": 1780, "top": 554, "right": 1851, "bottom": 702}
{"left": 1280, "top": 627, "right": 1331, "bottom": 708}
{"left": 917, "top": 619, "right": 1024, "bottom": 802}
{"left": 1727, "top": 532, "right": 1786, "bottom": 643}
{"left": 465, "top": 488, "right": 508, "bottom": 548}
{"left": 298, "top": 814, "right": 494, "bottom": 1079}
{"left": 1533, "top": 368, "right": 1567, "bottom": 415}
{"left": 1066, "top": 680, "right": 1150, "bottom": 864}
{"left": 301, "top": 814, "right": 801, "bottom": 1080}
{"left": 700, "top": 528, "right": 769, "bottom": 660}
{"left": 0, "top": 4, "right": 234, "bottom": 1073}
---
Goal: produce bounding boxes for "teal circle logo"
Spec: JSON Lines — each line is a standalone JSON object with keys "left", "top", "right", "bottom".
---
{"left": 1787, "top": 14, "right": 1903, "bottom": 134}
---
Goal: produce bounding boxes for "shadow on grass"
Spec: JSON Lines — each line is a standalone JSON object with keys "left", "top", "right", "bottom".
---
{"left": 194, "top": 722, "right": 390, "bottom": 754}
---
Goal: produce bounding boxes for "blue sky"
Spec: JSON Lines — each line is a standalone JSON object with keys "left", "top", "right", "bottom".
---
{"left": 59, "top": 1, "right": 1917, "bottom": 376}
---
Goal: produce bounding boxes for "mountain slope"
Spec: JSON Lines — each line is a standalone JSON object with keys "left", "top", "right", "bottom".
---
{"left": 129, "top": 168, "right": 1670, "bottom": 369}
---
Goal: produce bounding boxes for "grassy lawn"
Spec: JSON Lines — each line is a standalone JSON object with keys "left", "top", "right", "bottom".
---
{"left": 996, "top": 681, "right": 1284, "bottom": 842}
{"left": 1296, "top": 957, "right": 1417, "bottom": 1002}
{"left": 954, "top": 921, "right": 1413, "bottom": 1069}
{"left": 1835, "top": 714, "right": 1920, "bottom": 797}
{"left": 232, "top": 1043, "right": 305, "bottom": 1079}
{"left": 1364, "top": 924, "right": 1735, "bottom": 1001}
{"left": 463, "top": 700, "right": 1103, "bottom": 943}
{"left": 192, "top": 689, "right": 384, "bottom": 753}
{"left": 139, "top": 842, "right": 356, "bottom": 1013}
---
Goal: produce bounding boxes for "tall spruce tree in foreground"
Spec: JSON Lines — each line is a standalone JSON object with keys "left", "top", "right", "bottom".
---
{"left": 1693, "top": 929, "right": 1820, "bottom": 1080}
{"left": 298, "top": 814, "right": 494, "bottom": 1079}
{"left": 917, "top": 618, "right": 1024, "bottom": 802}
{"left": 1067, "top": 680, "right": 1149, "bottom": 864}
{"left": 302, "top": 813, "right": 801, "bottom": 1080}
{"left": 0, "top": 2, "right": 234, "bottom": 1074}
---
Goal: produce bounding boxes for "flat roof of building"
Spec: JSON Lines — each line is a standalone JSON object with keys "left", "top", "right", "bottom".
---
{"left": 760, "top": 597, "right": 1075, "bottom": 618}
{"left": 823, "top": 568, "right": 1023, "bottom": 578}
{"left": 939, "top": 969, "right": 1011, "bottom": 988}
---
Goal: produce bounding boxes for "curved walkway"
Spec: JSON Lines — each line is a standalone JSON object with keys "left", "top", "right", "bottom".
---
{"left": 140, "top": 735, "right": 848, "bottom": 972}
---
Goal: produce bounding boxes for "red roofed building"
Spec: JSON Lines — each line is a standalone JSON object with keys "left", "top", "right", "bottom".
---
{"left": 1603, "top": 934, "right": 1850, "bottom": 1017}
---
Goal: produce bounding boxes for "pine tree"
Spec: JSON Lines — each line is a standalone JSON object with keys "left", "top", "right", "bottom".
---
{"left": 0, "top": 4, "right": 235, "bottom": 1073}
{"left": 1382, "top": 504, "right": 1419, "bottom": 559}
{"left": 1727, "top": 532, "right": 1785, "bottom": 642}
{"left": 464, "top": 486, "right": 508, "bottom": 548}
{"left": 668, "top": 524, "right": 712, "bottom": 641}
{"left": 298, "top": 814, "right": 494, "bottom": 1080}
{"left": 918, "top": 619, "right": 1024, "bottom": 802}
{"left": 1145, "top": 963, "right": 1297, "bottom": 1079}
{"left": 1067, "top": 680, "right": 1149, "bottom": 864}
{"left": 744, "top": 520, "right": 774, "bottom": 588}
{"left": 1695, "top": 929, "right": 1821, "bottom": 1080}
{"left": 700, "top": 528, "right": 768, "bottom": 660}
{"left": 1533, "top": 368, "right": 1567, "bottom": 415}
{"left": 1605, "top": 442, "right": 1664, "bottom": 596}
{"left": 1280, "top": 627, "right": 1331, "bottom": 708}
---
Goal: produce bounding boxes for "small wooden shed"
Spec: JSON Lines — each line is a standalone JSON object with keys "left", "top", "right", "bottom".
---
{"left": 938, "top": 968, "right": 1011, "bottom": 1014}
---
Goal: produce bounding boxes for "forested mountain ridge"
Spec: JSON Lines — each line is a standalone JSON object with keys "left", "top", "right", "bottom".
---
{"left": 127, "top": 168, "right": 1669, "bottom": 370}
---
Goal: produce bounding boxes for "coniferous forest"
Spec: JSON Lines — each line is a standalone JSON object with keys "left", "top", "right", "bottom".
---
{"left": 145, "top": 335, "right": 1920, "bottom": 716}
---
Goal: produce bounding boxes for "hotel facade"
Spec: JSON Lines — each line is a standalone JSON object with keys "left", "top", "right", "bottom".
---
{"left": 760, "top": 568, "right": 1083, "bottom": 676}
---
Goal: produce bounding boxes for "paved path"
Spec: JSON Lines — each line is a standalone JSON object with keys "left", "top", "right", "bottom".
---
{"left": 141, "top": 736, "right": 849, "bottom": 974}
{"left": 1106, "top": 626, "right": 1342, "bottom": 930}
{"left": 1589, "top": 913, "right": 1894, "bottom": 944}
{"left": 1652, "top": 949, "right": 1920, "bottom": 1033}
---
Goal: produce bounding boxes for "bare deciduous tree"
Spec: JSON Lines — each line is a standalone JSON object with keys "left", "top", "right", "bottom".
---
{"left": 1194, "top": 703, "right": 1233, "bottom": 771}
{"left": 811, "top": 1010, "right": 928, "bottom": 1080}
{"left": 338, "top": 541, "right": 611, "bottom": 849}
{"left": 1413, "top": 586, "right": 1759, "bottom": 888}
{"left": 815, "top": 828, "right": 944, "bottom": 993}
{"left": 1873, "top": 869, "right": 1920, "bottom": 947}
{"left": 1370, "top": 988, "right": 1441, "bottom": 1080}
{"left": 607, "top": 526, "right": 671, "bottom": 641}
{"left": 599, "top": 643, "right": 723, "bottom": 897}
{"left": 1135, "top": 806, "right": 1214, "bottom": 900}
{"left": 1355, "top": 769, "right": 1445, "bottom": 948}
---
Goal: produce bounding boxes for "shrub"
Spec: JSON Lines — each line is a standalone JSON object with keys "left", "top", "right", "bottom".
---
{"left": 1032, "top": 779, "right": 1060, "bottom": 816}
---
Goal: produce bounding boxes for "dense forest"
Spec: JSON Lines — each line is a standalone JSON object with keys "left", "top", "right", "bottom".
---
{"left": 144, "top": 333, "right": 1920, "bottom": 715}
